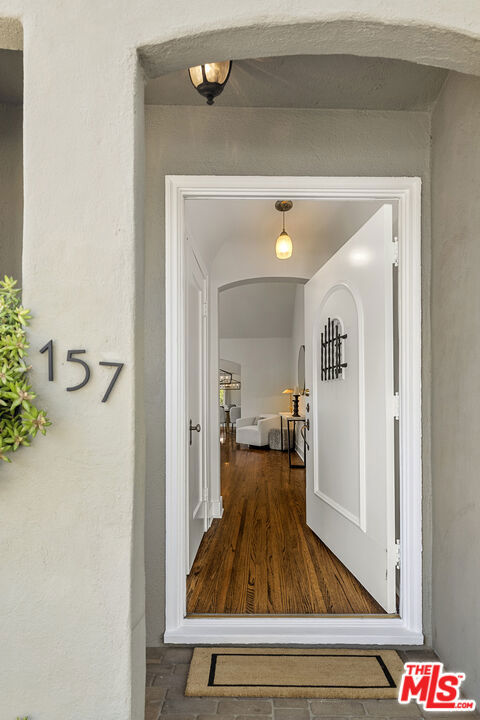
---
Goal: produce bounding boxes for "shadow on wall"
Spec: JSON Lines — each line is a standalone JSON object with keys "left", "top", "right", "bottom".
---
{"left": 0, "top": 48, "right": 23, "bottom": 280}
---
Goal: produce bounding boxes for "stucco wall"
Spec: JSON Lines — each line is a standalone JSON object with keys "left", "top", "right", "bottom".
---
{"left": 144, "top": 104, "right": 433, "bottom": 646}
{"left": 0, "top": 103, "right": 22, "bottom": 279}
{"left": 431, "top": 72, "right": 480, "bottom": 703}
{"left": 0, "top": 18, "right": 146, "bottom": 720}
{"left": 1, "top": 2, "right": 479, "bottom": 717}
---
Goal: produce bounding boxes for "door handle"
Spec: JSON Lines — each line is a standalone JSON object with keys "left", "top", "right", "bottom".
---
{"left": 189, "top": 419, "right": 201, "bottom": 445}
{"left": 300, "top": 423, "right": 310, "bottom": 451}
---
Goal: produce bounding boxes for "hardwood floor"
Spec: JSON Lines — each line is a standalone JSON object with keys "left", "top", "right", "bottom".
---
{"left": 186, "top": 432, "right": 385, "bottom": 615}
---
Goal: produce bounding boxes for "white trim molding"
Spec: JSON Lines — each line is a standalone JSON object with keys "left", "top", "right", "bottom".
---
{"left": 165, "top": 175, "right": 423, "bottom": 646}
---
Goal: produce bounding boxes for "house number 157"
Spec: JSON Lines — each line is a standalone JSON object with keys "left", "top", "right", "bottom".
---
{"left": 40, "top": 340, "right": 124, "bottom": 403}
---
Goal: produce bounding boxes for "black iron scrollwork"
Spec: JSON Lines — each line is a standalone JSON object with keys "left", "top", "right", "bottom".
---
{"left": 321, "top": 317, "right": 347, "bottom": 381}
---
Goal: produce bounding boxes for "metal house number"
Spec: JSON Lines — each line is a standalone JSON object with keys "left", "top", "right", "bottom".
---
{"left": 40, "top": 340, "right": 124, "bottom": 402}
{"left": 321, "top": 318, "right": 347, "bottom": 381}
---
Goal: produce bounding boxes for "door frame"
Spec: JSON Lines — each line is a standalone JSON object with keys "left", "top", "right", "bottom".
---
{"left": 165, "top": 175, "right": 423, "bottom": 645}
{"left": 185, "top": 243, "right": 210, "bottom": 572}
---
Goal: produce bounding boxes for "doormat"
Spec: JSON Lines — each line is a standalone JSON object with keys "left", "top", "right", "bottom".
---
{"left": 186, "top": 647, "right": 404, "bottom": 698}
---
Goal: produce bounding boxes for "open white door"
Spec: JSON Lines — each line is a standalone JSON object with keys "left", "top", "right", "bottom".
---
{"left": 304, "top": 205, "right": 397, "bottom": 613}
{"left": 186, "top": 244, "right": 207, "bottom": 572}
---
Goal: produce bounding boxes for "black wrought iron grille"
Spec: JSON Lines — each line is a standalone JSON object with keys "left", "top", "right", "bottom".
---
{"left": 321, "top": 317, "right": 347, "bottom": 380}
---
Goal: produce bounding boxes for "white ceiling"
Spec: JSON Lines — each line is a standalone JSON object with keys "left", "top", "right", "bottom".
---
{"left": 186, "top": 197, "right": 389, "bottom": 273}
{"left": 203, "top": 196, "right": 394, "bottom": 341}
{"left": 146, "top": 54, "right": 447, "bottom": 110}
{"left": 219, "top": 281, "right": 301, "bottom": 339}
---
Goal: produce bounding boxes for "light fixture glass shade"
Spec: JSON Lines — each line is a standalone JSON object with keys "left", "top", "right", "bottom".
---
{"left": 276, "top": 230, "right": 293, "bottom": 259}
{"left": 188, "top": 61, "right": 232, "bottom": 104}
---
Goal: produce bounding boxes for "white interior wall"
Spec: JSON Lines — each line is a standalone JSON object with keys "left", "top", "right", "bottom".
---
{"left": 145, "top": 103, "right": 432, "bottom": 647}
{"left": 0, "top": 103, "right": 22, "bottom": 279}
{"left": 430, "top": 71, "right": 480, "bottom": 704}
{"left": 219, "top": 337, "right": 292, "bottom": 417}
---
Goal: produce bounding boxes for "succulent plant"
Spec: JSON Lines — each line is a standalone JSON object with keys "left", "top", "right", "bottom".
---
{"left": 0, "top": 276, "right": 50, "bottom": 462}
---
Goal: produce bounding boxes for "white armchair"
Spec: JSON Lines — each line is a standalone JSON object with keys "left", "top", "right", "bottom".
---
{"left": 236, "top": 414, "right": 280, "bottom": 447}
{"left": 219, "top": 406, "right": 226, "bottom": 432}
{"left": 229, "top": 406, "right": 241, "bottom": 429}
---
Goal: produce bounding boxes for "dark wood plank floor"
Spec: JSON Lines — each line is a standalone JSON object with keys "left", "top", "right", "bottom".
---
{"left": 187, "top": 432, "right": 385, "bottom": 615}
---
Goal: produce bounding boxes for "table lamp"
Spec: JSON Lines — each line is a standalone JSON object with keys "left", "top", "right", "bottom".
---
{"left": 282, "top": 388, "right": 294, "bottom": 414}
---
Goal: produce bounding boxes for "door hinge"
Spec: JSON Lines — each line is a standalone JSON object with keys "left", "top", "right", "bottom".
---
{"left": 202, "top": 301, "right": 208, "bottom": 318}
{"left": 392, "top": 237, "right": 399, "bottom": 267}
{"left": 393, "top": 392, "right": 400, "bottom": 420}
{"left": 394, "top": 539, "right": 401, "bottom": 569}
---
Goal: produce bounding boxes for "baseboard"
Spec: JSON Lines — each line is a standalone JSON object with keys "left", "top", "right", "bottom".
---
{"left": 295, "top": 442, "right": 305, "bottom": 462}
{"left": 210, "top": 496, "right": 223, "bottom": 519}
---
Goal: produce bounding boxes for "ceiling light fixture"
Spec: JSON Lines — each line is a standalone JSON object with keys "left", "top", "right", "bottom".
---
{"left": 275, "top": 200, "right": 293, "bottom": 260}
{"left": 188, "top": 61, "right": 232, "bottom": 105}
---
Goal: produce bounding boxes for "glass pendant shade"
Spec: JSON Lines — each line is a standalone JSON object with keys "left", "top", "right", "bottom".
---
{"left": 274, "top": 200, "right": 294, "bottom": 260}
{"left": 276, "top": 230, "right": 293, "bottom": 259}
{"left": 188, "top": 61, "right": 232, "bottom": 105}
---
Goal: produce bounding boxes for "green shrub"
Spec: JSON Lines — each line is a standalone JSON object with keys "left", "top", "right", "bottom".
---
{"left": 0, "top": 276, "right": 50, "bottom": 462}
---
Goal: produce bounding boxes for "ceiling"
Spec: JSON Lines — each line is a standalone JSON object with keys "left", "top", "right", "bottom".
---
{"left": 145, "top": 54, "right": 447, "bottom": 110}
{"left": 219, "top": 281, "right": 301, "bottom": 339}
{"left": 0, "top": 52, "right": 447, "bottom": 110}
{"left": 186, "top": 197, "right": 389, "bottom": 274}
{"left": 0, "top": 49, "right": 22, "bottom": 104}
{"left": 191, "top": 196, "right": 394, "bottom": 340}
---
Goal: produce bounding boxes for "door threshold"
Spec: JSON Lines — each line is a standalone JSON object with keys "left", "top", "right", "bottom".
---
{"left": 165, "top": 614, "right": 422, "bottom": 646}
{"left": 186, "top": 613, "right": 399, "bottom": 619}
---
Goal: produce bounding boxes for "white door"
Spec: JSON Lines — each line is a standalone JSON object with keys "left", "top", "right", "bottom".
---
{"left": 304, "top": 205, "right": 396, "bottom": 612}
{"left": 186, "top": 244, "right": 207, "bottom": 572}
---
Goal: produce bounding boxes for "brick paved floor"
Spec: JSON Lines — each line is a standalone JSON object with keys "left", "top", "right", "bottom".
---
{"left": 145, "top": 647, "right": 479, "bottom": 720}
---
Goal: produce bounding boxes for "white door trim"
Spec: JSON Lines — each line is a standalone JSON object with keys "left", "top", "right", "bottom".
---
{"left": 165, "top": 175, "right": 423, "bottom": 645}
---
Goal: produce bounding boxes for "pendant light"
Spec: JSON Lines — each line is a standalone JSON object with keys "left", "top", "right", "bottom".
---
{"left": 188, "top": 61, "right": 232, "bottom": 105}
{"left": 275, "top": 200, "right": 293, "bottom": 259}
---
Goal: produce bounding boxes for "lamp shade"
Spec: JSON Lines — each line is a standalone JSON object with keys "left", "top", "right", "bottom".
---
{"left": 188, "top": 61, "right": 232, "bottom": 105}
{"left": 276, "top": 230, "right": 293, "bottom": 260}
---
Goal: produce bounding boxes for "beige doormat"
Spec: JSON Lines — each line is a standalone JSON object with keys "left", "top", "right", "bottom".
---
{"left": 186, "top": 648, "right": 404, "bottom": 698}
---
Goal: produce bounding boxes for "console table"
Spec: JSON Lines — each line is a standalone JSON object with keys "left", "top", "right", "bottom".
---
{"left": 280, "top": 412, "right": 306, "bottom": 468}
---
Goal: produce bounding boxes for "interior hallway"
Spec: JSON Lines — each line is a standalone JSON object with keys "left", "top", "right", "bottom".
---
{"left": 187, "top": 433, "right": 385, "bottom": 615}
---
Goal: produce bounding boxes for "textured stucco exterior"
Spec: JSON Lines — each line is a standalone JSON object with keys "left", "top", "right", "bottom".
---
{"left": 0, "top": 2, "right": 479, "bottom": 718}
{"left": 431, "top": 71, "right": 480, "bottom": 704}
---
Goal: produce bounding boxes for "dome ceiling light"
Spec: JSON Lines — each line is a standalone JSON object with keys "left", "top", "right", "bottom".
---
{"left": 275, "top": 200, "right": 294, "bottom": 260}
{"left": 188, "top": 61, "right": 232, "bottom": 105}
